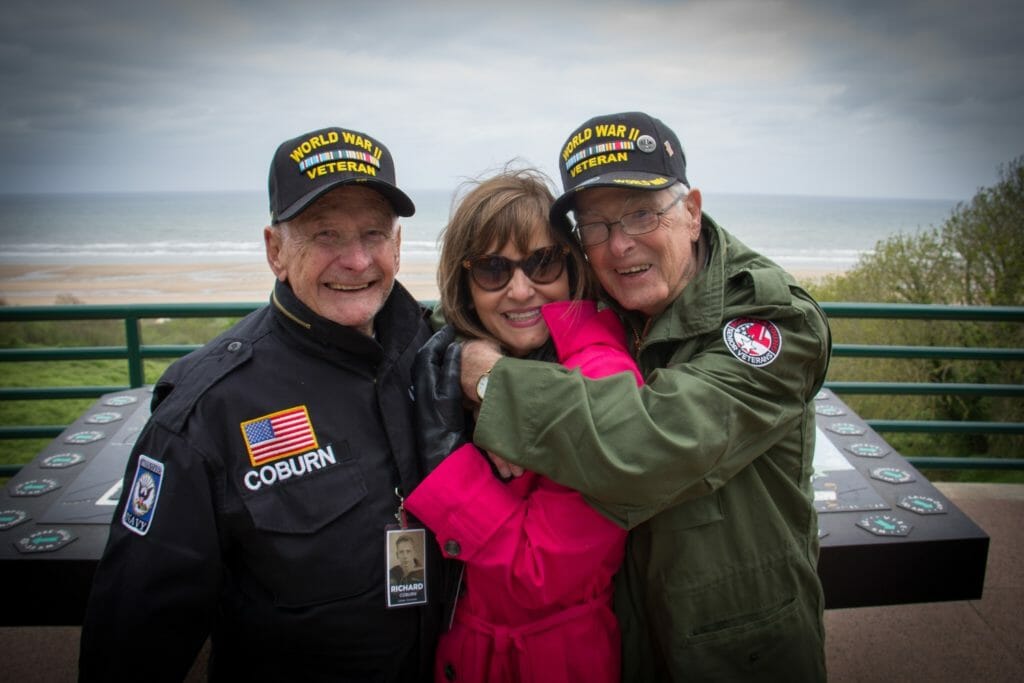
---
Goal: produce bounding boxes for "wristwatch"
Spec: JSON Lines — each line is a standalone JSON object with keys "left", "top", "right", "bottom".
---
{"left": 475, "top": 372, "right": 490, "bottom": 401}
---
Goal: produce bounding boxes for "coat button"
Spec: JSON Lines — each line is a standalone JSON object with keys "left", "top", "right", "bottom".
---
{"left": 444, "top": 662, "right": 456, "bottom": 680}
{"left": 443, "top": 539, "right": 461, "bottom": 557}
{"left": 227, "top": 341, "right": 242, "bottom": 352}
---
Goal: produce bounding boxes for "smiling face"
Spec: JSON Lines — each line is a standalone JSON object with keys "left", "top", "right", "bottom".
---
{"left": 265, "top": 185, "right": 401, "bottom": 335}
{"left": 468, "top": 224, "right": 571, "bottom": 358}
{"left": 575, "top": 185, "right": 703, "bottom": 317}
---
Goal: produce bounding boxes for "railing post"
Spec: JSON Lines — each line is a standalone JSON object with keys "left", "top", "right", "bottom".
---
{"left": 124, "top": 315, "right": 144, "bottom": 388}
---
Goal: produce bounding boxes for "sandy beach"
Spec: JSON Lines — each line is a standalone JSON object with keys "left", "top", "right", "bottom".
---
{"left": 0, "top": 261, "right": 442, "bottom": 307}
{"left": 0, "top": 261, "right": 837, "bottom": 308}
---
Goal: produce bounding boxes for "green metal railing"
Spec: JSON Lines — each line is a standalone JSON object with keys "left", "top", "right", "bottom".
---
{"left": 1, "top": 301, "right": 1022, "bottom": 476}
{"left": 820, "top": 303, "right": 1023, "bottom": 470}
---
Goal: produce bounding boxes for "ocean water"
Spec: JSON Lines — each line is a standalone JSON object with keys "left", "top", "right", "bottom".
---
{"left": 0, "top": 190, "right": 960, "bottom": 272}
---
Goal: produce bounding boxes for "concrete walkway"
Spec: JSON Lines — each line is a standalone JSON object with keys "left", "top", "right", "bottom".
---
{"left": 824, "top": 482, "right": 1024, "bottom": 682}
{"left": 2, "top": 482, "right": 1021, "bottom": 682}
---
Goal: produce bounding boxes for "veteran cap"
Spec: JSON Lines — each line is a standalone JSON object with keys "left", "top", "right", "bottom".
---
{"left": 550, "top": 111, "right": 688, "bottom": 226}
{"left": 269, "top": 126, "right": 415, "bottom": 223}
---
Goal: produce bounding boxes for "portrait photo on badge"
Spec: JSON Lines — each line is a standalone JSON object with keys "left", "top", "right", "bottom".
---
{"left": 385, "top": 527, "right": 428, "bottom": 607}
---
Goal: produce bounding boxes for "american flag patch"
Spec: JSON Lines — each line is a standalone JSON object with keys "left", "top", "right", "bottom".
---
{"left": 241, "top": 406, "right": 318, "bottom": 467}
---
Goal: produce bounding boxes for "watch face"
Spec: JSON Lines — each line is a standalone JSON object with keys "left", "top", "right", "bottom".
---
{"left": 476, "top": 374, "right": 489, "bottom": 400}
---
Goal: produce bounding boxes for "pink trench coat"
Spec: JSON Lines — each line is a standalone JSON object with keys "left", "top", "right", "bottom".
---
{"left": 406, "top": 300, "right": 643, "bottom": 683}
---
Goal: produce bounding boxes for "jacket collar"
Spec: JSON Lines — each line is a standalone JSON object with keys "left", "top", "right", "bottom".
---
{"left": 270, "top": 279, "right": 425, "bottom": 363}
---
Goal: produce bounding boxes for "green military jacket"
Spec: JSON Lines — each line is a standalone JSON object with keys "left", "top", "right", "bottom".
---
{"left": 474, "top": 214, "right": 831, "bottom": 681}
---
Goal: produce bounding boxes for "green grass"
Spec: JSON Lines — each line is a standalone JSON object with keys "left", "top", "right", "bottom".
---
{"left": 0, "top": 359, "right": 173, "bottom": 467}
{"left": 1, "top": 312, "right": 1020, "bottom": 484}
{"left": 1, "top": 316, "right": 237, "bottom": 473}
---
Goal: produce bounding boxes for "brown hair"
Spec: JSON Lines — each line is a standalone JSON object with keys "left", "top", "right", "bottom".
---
{"left": 437, "top": 166, "right": 595, "bottom": 341}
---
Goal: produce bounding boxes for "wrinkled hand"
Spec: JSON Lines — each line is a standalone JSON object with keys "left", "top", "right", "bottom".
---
{"left": 484, "top": 450, "right": 525, "bottom": 480}
{"left": 460, "top": 338, "right": 504, "bottom": 403}
{"left": 414, "top": 325, "right": 468, "bottom": 475}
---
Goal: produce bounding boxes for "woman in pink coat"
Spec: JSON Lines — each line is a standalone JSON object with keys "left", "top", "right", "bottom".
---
{"left": 406, "top": 168, "right": 643, "bottom": 683}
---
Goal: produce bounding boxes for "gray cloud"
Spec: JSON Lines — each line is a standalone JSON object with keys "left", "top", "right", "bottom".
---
{"left": 0, "top": 0, "right": 1021, "bottom": 199}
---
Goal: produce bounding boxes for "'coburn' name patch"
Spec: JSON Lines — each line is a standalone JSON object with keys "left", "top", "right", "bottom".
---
{"left": 723, "top": 318, "right": 782, "bottom": 367}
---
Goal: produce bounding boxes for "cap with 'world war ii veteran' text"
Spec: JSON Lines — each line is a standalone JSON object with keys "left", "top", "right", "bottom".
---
{"left": 550, "top": 111, "right": 688, "bottom": 228}
{"left": 268, "top": 126, "right": 415, "bottom": 223}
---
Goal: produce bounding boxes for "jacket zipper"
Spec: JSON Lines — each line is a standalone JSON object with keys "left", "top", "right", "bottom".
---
{"left": 632, "top": 317, "right": 653, "bottom": 355}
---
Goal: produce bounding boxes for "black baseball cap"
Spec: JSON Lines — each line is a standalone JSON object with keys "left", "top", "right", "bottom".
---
{"left": 268, "top": 126, "right": 415, "bottom": 223}
{"left": 550, "top": 112, "right": 688, "bottom": 227}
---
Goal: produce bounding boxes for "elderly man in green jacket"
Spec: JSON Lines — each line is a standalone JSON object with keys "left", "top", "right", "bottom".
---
{"left": 455, "top": 112, "right": 831, "bottom": 681}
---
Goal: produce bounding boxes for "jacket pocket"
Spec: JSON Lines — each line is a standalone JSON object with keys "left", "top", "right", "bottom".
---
{"left": 239, "top": 447, "right": 375, "bottom": 606}
{"left": 676, "top": 597, "right": 823, "bottom": 681}
{"left": 243, "top": 454, "right": 367, "bottom": 533}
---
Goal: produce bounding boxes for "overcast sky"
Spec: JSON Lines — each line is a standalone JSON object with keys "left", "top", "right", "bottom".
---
{"left": 2, "top": 0, "right": 1022, "bottom": 201}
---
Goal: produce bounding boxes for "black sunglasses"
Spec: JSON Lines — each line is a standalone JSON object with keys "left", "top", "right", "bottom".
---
{"left": 462, "top": 245, "right": 569, "bottom": 291}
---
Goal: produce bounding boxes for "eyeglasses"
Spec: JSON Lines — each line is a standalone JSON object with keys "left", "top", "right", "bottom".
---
{"left": 574, "top": 192, "right": 686, "bottom": 247}
{"left": 462, "top": 245, "right": 569, "bottom": 291}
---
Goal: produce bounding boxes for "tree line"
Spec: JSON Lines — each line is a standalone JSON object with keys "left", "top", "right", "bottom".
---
{"left": 806, "top": 156, "right": 1023, "bottom": 481}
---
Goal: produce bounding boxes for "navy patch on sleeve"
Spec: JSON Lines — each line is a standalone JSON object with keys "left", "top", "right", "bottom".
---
{"left": 121, "top": 455, "right": 164, "bottom": 536}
